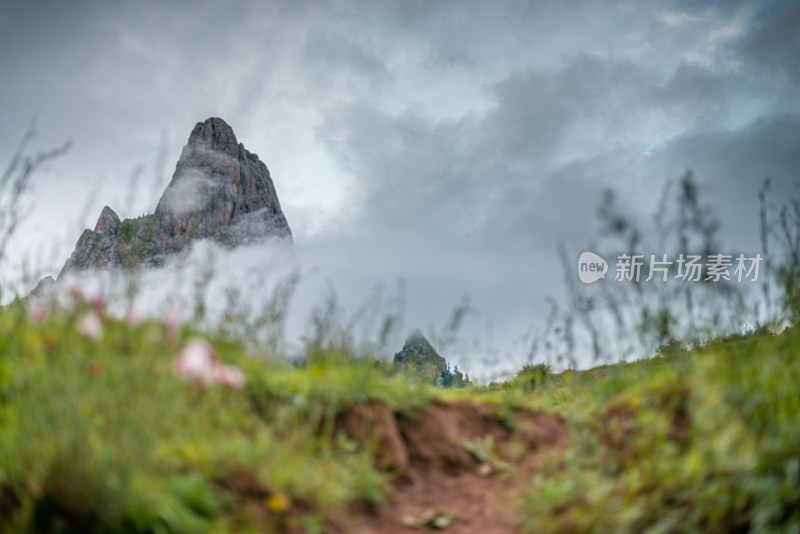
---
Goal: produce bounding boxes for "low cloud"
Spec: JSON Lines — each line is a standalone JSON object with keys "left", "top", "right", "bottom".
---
{"left": 158, "top": 169, "right": 218, "bottom": 214}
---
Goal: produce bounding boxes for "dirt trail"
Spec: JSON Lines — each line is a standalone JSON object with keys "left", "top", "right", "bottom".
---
{"left": 331, "top": 401, "right": 568, "bottom": 534}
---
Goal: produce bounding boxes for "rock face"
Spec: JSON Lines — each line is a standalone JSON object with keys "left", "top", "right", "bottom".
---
{"left": 392, "top": 330, "right": 449, "bottom": 385}
{"left": 30, "top": 275, "right": 56, "bottom": 297}
{"left": 61, "top": 118, "right": 292, "bottom": 272}
{"left": 393, "top": 331, "right": 469, "bottom": 388}
{"left": 62, "top": 206, "right": 124, "bottom": 271}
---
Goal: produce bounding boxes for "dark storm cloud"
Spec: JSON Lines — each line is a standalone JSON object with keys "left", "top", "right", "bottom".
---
{"left": 741, "top": 1, "right": 800, "bottom": 85}
{"left": 646, "top": 115, "right": 800, "bottom": 246}
{"left": 315, "top": 40, "right": 796, "bottom": 256}
{"left": 301, "top": 33, "right": 393, "bottom": 93}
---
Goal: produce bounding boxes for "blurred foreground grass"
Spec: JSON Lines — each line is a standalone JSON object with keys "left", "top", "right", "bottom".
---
{"left": 1, "top": 295, "right": 799, "bottom": 533}
{"left": 0, "top": 297, "right": 417, "bottom": 533}
{"left": 517, "top": 327, "right": 800, "bottom": 533}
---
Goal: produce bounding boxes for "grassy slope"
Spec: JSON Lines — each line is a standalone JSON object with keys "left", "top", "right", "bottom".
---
{"left": 1, "top": 297, "right": 798, "bottom": 533}
{"left": 514, "top": 328, "right": 800, "bottom": 533}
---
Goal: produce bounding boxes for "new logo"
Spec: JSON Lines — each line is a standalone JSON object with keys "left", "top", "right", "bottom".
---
{"left": 578, "top": 252, "right": 608, "bottom": 284}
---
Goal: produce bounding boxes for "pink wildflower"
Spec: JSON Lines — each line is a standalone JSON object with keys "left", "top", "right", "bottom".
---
{"left": 213, "top": 364, "right": 246, "bottom": 390}
{"left": 125, "top": 305, "right": 140, "bottom": 324}
{"left": 172, "top": 338, "right": 246, "bottom": 389}
{"left": 88, "top": 292, "right": 106, "bottom": 313}
{"left": 28, "top": 300, "right": 47, "bottom": 324}
{"left": 173, "top": 338, "right": 216, "bottom": 385}
{"left": 165, "top": 310, "right": 182, "bottom": 346}
{"left": 77, "top": 311, "right": 103, "bottom": 341}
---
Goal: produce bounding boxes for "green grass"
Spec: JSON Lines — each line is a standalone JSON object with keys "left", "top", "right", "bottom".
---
{"left": 1, "top": 295, "right": 799, "bottom": 533}
{"left": 518, "top": 326, "right": 800, "bottom": 533}
{"left": 0, "top": 298, "right": 426, "bottom": 533}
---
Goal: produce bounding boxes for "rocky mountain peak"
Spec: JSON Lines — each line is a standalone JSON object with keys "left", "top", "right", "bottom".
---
{"left": 401, "top": 330, "right": 438, "bottom": 355}
{"left": 393, "top": 331, "right": 447, "bottom": 374}
{"left": 393, "top": 331, "right": 470, "bottom": 388}
{"left": 185, "top": 117, "right": 239, "bottom": 156}
{"left": 94, "top": 206, "right": 120, "bottom": 234}
{"left": 60, "top": 117, "right": 292, "bottom": 274}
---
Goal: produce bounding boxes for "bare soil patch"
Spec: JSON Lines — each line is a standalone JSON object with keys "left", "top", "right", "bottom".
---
{"left": 334, "top": 400, "right": 568, "bottom": 534}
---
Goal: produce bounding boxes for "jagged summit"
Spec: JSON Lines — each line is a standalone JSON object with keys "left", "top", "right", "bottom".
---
{"left": 61, "top": 118, "right": 292, "bottom": 273}
{"left": 184, "top": 117, "right": 239, "bottom": 155}
{"left": 94, "top": 206, "right": 120, "bottom": 234}
{"left": 401, "top": 330, "right": 438, "bottom": 354}
{"left": 393, "top": 331, "right": 470, "bottom": 388}
{"left": 393, "top": 331, "right": 447, "bottom": 377}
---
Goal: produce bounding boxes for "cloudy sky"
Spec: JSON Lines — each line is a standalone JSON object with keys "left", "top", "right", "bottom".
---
{"left": 1, "top": 0, "right": 799, "bottom": 374}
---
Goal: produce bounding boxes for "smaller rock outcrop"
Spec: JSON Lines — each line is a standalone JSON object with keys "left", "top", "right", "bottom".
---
{"left": 95, "top": 206, "right": 121, "bottom": 234}
{"left": 30, "top": 275, "right": 56, "bottom": 298}
{"left": 393, "top": 331, "right": 469, "bottom": 387}
{"left": 62, "top": 206, "right": 123, "bottom": 271}
{"left": 393, "top": 331, "right": 448, "bottom": 376}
